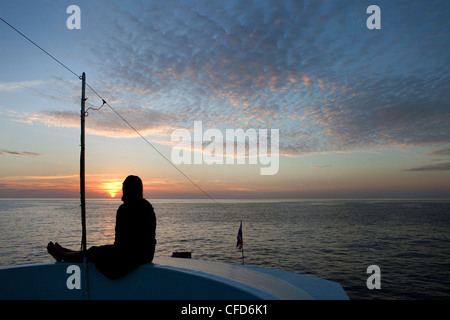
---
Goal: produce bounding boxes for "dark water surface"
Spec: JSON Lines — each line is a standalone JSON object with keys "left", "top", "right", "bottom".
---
{"left": 1, "top": 198, "right": 449, "bottom": 299}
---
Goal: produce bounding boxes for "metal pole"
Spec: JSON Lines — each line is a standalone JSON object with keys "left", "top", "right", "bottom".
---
{"left": 241, "top": 240, "right": 245, "bottom": 265}
{"left": 79, "top": 73, "right": 90, "bottom": 299}
{"left": 80, "top": 72, "right": 87, "bottom": 254}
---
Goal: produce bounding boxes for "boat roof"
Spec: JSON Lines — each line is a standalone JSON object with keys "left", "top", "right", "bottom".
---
{"left": 0, "top": 258, "right": 348, "bottom": 300}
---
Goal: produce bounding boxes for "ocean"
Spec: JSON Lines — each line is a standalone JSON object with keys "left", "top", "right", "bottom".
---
{"left": 0, "top": 198, "right": 449, "bottom": 300}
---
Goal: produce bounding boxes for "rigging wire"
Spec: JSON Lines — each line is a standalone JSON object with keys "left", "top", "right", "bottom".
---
{"left": 0, "top": 17, "right": 79, "bottom": 79}
{"left": 0, "top": 16, "right": 230, "bottom": 214}
{"left": 84, "top": 83, "right": 230, "bottom": 213}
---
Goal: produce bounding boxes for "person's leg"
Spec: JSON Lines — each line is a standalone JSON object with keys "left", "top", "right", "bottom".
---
{"left": 55, "top": 242, "right": 76, "bottom": 252}
{"left": 47, "top": 242, "right": 84, "bottom": 263}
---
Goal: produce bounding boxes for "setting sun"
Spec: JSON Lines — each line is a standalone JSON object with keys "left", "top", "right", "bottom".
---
{"left": 100, "top": 180, "right": 123, "bottom": 198}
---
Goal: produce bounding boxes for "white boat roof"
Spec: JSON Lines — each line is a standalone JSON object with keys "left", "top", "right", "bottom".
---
{"left": 0, "top": 258, "right": 348, "bottom": 300}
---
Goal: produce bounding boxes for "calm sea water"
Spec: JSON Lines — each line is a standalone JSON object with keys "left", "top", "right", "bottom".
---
{"left": 1, "top": 198, "right": 449, "bottom": 300}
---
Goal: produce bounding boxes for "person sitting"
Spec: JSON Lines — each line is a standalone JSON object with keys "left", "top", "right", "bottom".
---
{"left": 47, "top": 175, "right": 156, "bottom": 280}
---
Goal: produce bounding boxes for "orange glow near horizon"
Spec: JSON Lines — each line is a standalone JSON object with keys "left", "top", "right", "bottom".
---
{"left": 99, "top": 180, "right": 123, "bottom": 198}
{"left": 1, "top": 167, "right": 449, "bottom": 199}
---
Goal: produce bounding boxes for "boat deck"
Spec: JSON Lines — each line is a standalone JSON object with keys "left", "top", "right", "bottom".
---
{"left": 0, "top": 258, "right": 348, "bottom": 300}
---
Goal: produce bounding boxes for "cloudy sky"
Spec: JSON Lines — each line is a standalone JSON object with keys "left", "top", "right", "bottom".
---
{"left": 0, "top": 0, "right": 449, "bottom": 198}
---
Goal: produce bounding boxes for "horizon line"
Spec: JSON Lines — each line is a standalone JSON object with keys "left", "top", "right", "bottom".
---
{"left": 1, "top": 196, "right": 449, "bottom": 200}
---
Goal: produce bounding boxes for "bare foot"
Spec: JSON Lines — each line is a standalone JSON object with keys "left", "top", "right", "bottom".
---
{"left": 47, "top": 241, "right": 63, "bottom": 262}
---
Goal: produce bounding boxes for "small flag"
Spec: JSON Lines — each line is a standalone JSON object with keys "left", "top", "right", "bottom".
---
{"left": 236, "top": 221, "right": 243, "bottom": 250}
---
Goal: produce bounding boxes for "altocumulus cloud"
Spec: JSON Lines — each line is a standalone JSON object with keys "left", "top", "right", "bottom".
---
{"left": 10, "top": 0, "right": 450, "bottom": 156}
{"left": 7, "top": 107, "right": 185, "bottom": 140}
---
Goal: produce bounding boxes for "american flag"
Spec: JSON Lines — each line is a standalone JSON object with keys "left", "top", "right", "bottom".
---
{"left": 236, "top": 221, "right": 243, "bottom": 250}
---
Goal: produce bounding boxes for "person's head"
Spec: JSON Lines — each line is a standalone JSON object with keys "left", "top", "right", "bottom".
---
{"left": 122, "top": 175, "right": 143, "bottom": 202}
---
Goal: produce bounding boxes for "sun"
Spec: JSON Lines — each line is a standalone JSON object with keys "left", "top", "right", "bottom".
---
{"left": 100, "top": 181, "right": 123, "bottom": 198}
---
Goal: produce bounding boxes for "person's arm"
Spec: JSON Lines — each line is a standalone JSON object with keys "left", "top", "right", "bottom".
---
{"left": 114, "top": 206, "right": 124, "bottom": 246}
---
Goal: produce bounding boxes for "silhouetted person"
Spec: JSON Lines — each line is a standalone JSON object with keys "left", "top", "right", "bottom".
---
{"left": 47, "top": 175, "right": 156, "bottom": 280}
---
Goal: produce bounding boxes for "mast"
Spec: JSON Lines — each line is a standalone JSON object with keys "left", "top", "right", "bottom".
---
{"left": 80, "top": 72, "right": 87, "bottom": 254}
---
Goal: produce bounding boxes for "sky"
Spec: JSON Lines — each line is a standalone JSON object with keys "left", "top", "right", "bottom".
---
{"left": 0, "top": 0, "right": 449, "bottom": 199}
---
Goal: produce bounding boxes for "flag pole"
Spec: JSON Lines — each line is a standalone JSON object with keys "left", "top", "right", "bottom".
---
{"left": 237, "top": 221, "right": 245, "bottom": 265}
{"left": 241, "top": 239, "right": 245, "bottom": 265}
{"left": 241, "top": 221, "right": 244, "bottom": 265}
